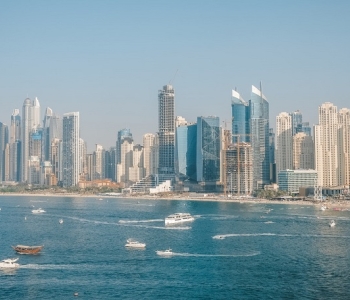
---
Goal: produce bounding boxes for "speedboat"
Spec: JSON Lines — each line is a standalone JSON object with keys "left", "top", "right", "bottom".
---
{"left": 0, "top": 258, "right": 19, "bottom": 269}
{"left": 165, "top": 213, "right": 194, "bottom": 225}
{"left": 32, "top": 208, "right": 46, "bottom": 214}
{"left": 320, "top": 205, "right": 327, "bottom": 211}
{"left": 125, "top": 239, "right": 146, "bottom": 248}
{"left": 59, "top": 219, "right": 64, "bottom": 224}
{"left": 156, "top": 249, "right": 173, "bottom": 256}
{"left": 329, "top": 220, "right": 336, "bottom": 227}
{"left": 12, "top": 245, "right": 43, "bottom": 255}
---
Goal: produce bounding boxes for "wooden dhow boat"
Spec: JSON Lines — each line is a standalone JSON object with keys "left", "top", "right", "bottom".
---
{"left": 12, "top": 245, "right": 43, "bottom": 255}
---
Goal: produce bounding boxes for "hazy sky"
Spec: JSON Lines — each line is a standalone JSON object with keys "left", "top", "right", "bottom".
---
{"left": 1, "top": 0, "right": 349, "bottom": 151}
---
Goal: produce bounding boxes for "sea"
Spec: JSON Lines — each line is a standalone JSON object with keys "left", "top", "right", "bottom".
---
{"left": 1, "top": 195, "right": 350, "bottom": 299}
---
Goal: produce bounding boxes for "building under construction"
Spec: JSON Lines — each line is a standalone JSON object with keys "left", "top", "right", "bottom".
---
{"left": 224, "top": 142, "right": 253, "bottom": 195}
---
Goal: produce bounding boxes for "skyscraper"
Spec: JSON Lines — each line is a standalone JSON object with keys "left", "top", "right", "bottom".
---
{"left": 92, "top": 144, "right": 104, "bottom": 180}
{"left": 231, "top": 89, "right": 250, "bottom": 143}
{"left": 31, "top": 97, "right": 41, "bottom": 130}
{"left": 276, "top": 112, "right": 293, "bottom": 178}
{"left": 293, "top": 132, "right": 314, "bottom": 170}
{"left": 22, "top": 98, "right": 32, "bottom": 182}
{"left": 143, "top": 133, "right": 156, "bottom": 177}
{"left": 158, "top": 84, "right": 175, "bottom": 175}
{"left": 290, "top": 110, "right": 302, "bottom": 136}
{"left": 116, "top": 128, "right": 133, "bottom": 164}
{"left": 338, "top": 108, "right": 350, "bottom": 186}
{"left": 0, "top": 122, "right": 9, "bottom": 181}
{"left": 314, "top": 102, "right": 338, "bottom": 187}
{"left": 10, "top": 109, "right": 21, "bottom": 144}
{"left": 175, "top": 123, "right": 197, "bottom": 181}
{"left": 62, "top": 112, "right": 80, "bottom": 187}
{"left": 42, "top": 107, "right": 53, "bottom": 162}
{"left": 196, "top": 116, "right": 220, "bottom": 183}
{"left": 249, "top": 84, "right": 270, "bottom": 189}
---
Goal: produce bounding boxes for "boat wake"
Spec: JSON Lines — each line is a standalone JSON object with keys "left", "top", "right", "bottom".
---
{"left": 20, "top": 264, "right": 76, "bottom": 270}
{"left": 122, "top": 224, "right": 191, "bottom": 230}
{"left": 204, "top": 214, "right": 238, "bottom": 220}
{"left": 118, "top": 219, "right": 163, "bottom": 224}
{"left": 213, "top": 233, "right": 350, "bottom": 239}
{"left": 29, "top": 200, "right": 47, "bottom": 203}
{"left": 168, "top": 251, "right": 260, "bottom": 257}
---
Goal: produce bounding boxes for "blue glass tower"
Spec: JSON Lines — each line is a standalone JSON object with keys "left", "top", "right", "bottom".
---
{"left": 290, "top": 110, "right": 303, "bottom": 136}
{"left": 231, "top": 90, "right": 250, "bottom": 143}
{"left": 196, "top": 116, "right": 220, "bottom": 182}
{"left": 175, "top": 124, "right": 197, "bottom": 181}
{"left": 249, "top": 85, "right": 270, "bottom": 189}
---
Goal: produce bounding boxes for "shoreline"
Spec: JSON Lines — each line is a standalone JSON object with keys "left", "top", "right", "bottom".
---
{"left": 0, "top": 192, "right": 350, "bottom": 209}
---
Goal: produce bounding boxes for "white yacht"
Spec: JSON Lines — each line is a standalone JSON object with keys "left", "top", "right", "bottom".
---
{"left": 0, "top": 258, "right": 19, "bottom": 269}
{"left": 59, "top": 219, "right": 64, "bottom": 224}
{"left": 156, "top": 249, "right": 173, "bottom": 256}
{"left": 329, "top": 220, "right": 336, "bottom": 227}
{"left": 125, "top": 239, "right": 146, "bottom": 249}
{"left": 32, "top": 208, "right": 46, "bottom": 214}
{"left": 165, "top": 213, "right": 194, "bottom": 225}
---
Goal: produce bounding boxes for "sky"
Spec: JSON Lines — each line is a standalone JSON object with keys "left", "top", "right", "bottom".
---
{"left": 1, "top": 0, "right": 349, "bottom": 151}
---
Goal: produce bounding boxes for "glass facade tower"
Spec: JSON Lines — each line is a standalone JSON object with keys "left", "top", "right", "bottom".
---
{"left": 249, "top": 85, "right": 270, "bottom": 189}
{"left": 62, "top": 112, "right": 80, "bottom": 187}
{"left": 231, "top": 90, "right": 250, "bottom": 143}
{"left": 175, "top": 123, "right": 197, "bottom": 181}
{"left": 196, "top": 116, "right": 220, "bottom": 182}
{"left": 158, "top": 85, "right": 175, "bottom": 175}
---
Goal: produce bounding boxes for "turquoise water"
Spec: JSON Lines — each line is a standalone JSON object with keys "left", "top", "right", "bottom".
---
{"left": 1, "top": 196, "right": 350, "bottom": 299}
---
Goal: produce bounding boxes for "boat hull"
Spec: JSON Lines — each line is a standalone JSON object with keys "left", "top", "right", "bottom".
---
{"left": 12, "top": 245, "right": 43, "bottom": 255}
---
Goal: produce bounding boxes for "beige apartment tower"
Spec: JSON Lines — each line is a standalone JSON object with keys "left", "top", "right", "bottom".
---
{"left": 293, "top": 132, "right": 314, "bottom": 170}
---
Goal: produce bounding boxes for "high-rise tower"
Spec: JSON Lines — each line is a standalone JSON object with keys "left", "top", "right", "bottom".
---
{"left": 22, "top": 98, "right": 32, "bottom": 182}
{"left": 158, "top": 85, "right": 175, "bottom": 175}
{"left": 276, "top": 112, "right": 293, "bottom": 177}
{"left": 249, "top": 84, "right": 270, "bottom": 189}
{"left": 314, "top": 102, "right": 338, "bottom": 187}
{"left": 290, "top": 110, "right": 302, "bottom": 136}
{"left": 32, "top": 97, "right": 41, "bottom": 130}
{"left": 196, "top": 116, "right": 220, "bottom": 182}
{"left": 231, "top": 89, "right": 250, "bottom": 143}
{"left": 62, "top": 112, "right": 80, "bottom": 187}
{"left": 143, "top": 133, "right": 156, "bottom": 177}
{"left": 10, "top": 109, "right": 21, "bottom": 144}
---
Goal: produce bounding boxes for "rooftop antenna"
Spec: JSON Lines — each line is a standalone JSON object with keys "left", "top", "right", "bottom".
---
{"left": 169, "top": 69, "right": 178, "bottom": 85}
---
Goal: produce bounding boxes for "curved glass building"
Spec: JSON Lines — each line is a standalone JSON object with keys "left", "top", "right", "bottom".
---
{"left": 249, "top": 85, "right": 270, "bottom": 189}
{"left": 231, "top": 90, "right": 250, "bottom": 143}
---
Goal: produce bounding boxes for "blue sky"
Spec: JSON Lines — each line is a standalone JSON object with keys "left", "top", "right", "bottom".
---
{"left": 1, "top": 0, "right": 349, "bottom": 151}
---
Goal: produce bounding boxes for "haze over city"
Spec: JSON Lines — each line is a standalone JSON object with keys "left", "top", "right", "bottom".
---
{"left": 1, "top": 0, "right": 349, "bottom": 150}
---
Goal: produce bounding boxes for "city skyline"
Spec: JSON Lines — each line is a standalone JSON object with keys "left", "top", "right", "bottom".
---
{"left": 1, "top": 1, "right": 350, "bottom": 150}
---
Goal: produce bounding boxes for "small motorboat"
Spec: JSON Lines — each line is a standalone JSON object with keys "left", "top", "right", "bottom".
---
{"left": 59, "top": 219, "right": 64, "bottom": 224}
{"left": 320, "top": 205, "right": 327, "bottom": 211}
{"left": 32, "top": 208, "right": 46, "bottom": 214}
{"left": 329, "top": 220, "right": 336, "bottom": 227}
{"left": 125, "top": 239, "right": 146, "bottom": 249}
{"left": 156, "top": 249, "right": 173, "bottom": 256}
{"left": 12, "top": 245, "right": 43, "bottom": 255}
{"left": 0, "top": 258, "right": 19, "bottom": 269}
